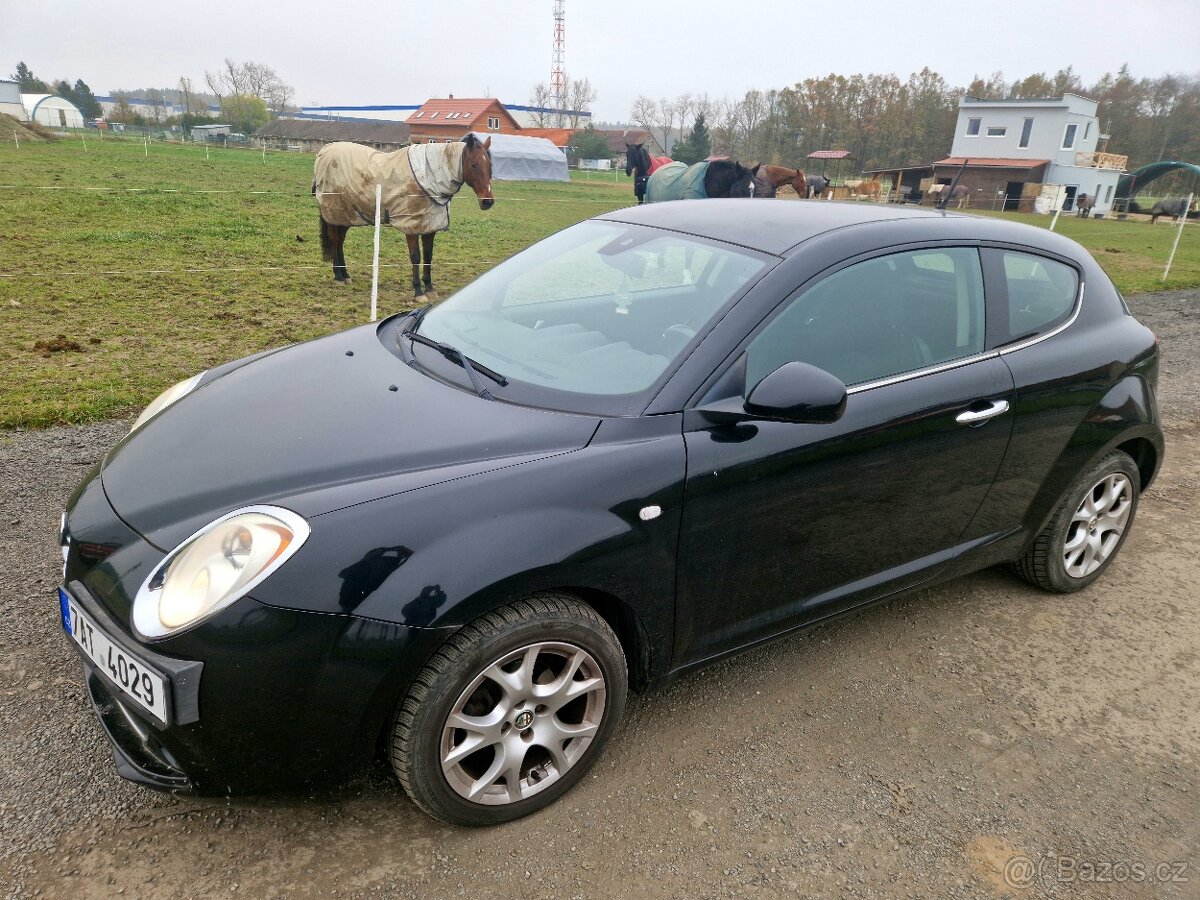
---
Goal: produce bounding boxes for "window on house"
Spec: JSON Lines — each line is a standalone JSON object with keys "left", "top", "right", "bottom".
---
{"left": 1105, "top": 184, "right": 1114, "bottom": 203}
{"left": 446, "top": 112, "right": 457, "bottom": 119}
{"left": 966, "top": 117, "right": 981, "bottom": 136}
{"left": 1084, "top": 121, "right": 1091, "bottom": 140}
{"left": 986, "top": 126, "right": 1007, "bottom": 137}
{"left": 429, "top": 111, "right": 439, "bottom": 119}
{"left": 1062, "top": 123, "right": 1078, "bottom": 149}
{"left": 1019, "top": 118, "right": 1034, "bottom": 148}
{"left": 488, "top": 116, "right": 501, "bottom": 130}
{"left": 413, "top": 111, "right": 423, "bottom": 119}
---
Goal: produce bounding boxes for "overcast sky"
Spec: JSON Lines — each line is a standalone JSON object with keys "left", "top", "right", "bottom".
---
{"left": 3, "top": 0, "right": 1197, "bottom": 119}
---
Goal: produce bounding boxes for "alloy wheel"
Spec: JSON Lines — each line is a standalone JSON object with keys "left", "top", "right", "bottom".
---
{"left": 440, "top": 641, "right": 606, "bottom": 805}
{"left": 1063, "top": 473, "right": 1133, "bottom": 578}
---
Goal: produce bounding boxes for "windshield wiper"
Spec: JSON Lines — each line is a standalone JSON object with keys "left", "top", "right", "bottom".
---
{"left": 406, "top": 331, "right": 508, "bottom": 400}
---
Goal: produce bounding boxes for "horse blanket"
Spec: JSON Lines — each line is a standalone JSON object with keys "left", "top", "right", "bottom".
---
{"left": 648, "top": 155, "right": 672, "bottom": 175}
{"left": 646, "top": 161, "right": 710, "bottom": 202}
{"left": 314, "top": 141, "right": 465, "bottom": 234}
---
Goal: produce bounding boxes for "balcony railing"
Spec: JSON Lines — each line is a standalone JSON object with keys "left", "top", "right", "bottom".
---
{"left": 1075, "top": 151, "right": 1129, "bottom": 170}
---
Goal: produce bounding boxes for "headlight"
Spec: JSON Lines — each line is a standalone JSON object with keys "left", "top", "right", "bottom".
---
{"left": 130, "top": 372, "right": 206, "bottom": 434}
{"left": 132, "top": 506, "right": 310, "bottom": 639}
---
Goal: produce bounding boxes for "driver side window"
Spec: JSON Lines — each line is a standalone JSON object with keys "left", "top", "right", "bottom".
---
{"left": 745, "top": 248, "right": 986, "bottom": 390}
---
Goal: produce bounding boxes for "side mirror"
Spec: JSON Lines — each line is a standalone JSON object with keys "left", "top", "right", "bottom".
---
{"left": 745, "top": 361, "right": 847, "bottom": 424}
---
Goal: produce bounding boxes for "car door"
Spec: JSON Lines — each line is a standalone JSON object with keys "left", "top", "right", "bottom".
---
{"left": 674, "top": 246, "right": 1015, "bottom": 668}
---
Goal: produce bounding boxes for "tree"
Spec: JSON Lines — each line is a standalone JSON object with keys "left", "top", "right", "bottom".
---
{"left": 566, "top": 77, "right": 598, "bottom": 129}
{"left": 107, "top": 93, "right": 137, "bottom": 125}
{"left": 672, "top": 113, "right": 712, "bottom": 164}
{"left": 72, "top": 79, "right": 102, "bottom": 119}
{"left": 571, "top": 123, "right": 612, "bottom": 161}
{"left": 221, "top": 94, "right": 269, "bottom": 133}
{"left": 528, "top": 82, "right": 554, "bottom": 125}
{"left": 205, "top": 58, "right": 293, "bottom": 120}
{"left": 11, "top": 61, "right": 48, "bottom": 92}
{"left": 53, "top": 79, "right": 76, "bottom": 106}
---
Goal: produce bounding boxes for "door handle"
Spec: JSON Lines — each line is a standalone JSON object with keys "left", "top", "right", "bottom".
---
{"left": 956, "top": 399, "right": 1010, "bottom": 425}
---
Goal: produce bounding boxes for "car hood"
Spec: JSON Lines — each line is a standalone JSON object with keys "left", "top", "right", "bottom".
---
{"left": 102, "top": 322, "right": 601, "bottom": 550}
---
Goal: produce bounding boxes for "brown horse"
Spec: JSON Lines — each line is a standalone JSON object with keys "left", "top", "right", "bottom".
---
{"left": 753, "top": 165, "right": 808, "bottom": 199}
{"left": 853, "top": 179, "right": 883, "bottom": 201}
{"left": 313, "top": 134, "right": 494, "bottom": 297}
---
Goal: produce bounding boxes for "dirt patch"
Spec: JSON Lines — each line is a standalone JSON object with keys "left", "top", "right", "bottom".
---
{"left": 31, "top": 335, "right": 85, "bottom": 356}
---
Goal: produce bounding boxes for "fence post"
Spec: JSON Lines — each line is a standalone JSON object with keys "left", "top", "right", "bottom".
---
{"left": 1162, "top": 191, "right": 1193, "bottom": 283}
{"left": 81, "top": 130, "right": 87, "bottom": 152}
{"left": 144, "top": 133, "right": 148, "bottom": 157}
{"left": 13, "top": 125, "right": 18, "bottom": 149}
{"left": 370, "top": 183, "right": 382, "bottom": 322}
{"left": 1048, "top": 205, "right": 1062, "bottom": 232}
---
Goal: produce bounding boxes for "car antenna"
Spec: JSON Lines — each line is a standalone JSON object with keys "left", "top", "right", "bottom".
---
{"left": 937, "top": 158, "right": 969, "bottom": 211}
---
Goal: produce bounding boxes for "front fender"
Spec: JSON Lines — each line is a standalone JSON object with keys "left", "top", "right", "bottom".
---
{"left": 252, "top": 420, "right": 686, "bottom": 679}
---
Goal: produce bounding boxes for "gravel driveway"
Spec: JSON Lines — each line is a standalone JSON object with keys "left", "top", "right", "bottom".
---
{"left": 1, "top": 290, "right": 1197, "bottom": 899}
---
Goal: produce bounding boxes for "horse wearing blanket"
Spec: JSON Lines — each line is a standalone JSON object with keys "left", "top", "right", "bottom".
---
{"left": 645, "top": 159, "right": 759, "bottom": 202}
{"left": 313, "top": 135, "right": 493, "bottom": 296}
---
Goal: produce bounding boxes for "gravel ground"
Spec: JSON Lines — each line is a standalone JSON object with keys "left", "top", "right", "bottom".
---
{"left": 1, "top": 290, "right": 1197, "bottom": 899}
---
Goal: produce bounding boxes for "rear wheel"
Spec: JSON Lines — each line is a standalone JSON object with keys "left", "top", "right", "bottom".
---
{"left": 390, "top": 594, "right": 627, "bottom": 825}
{"left": 1013, "top": 450, "right": 1140, "bottom": 593}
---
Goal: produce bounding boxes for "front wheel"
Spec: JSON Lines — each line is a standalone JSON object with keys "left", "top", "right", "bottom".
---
{"left": 1013, "top": 450, "right": 1141, "bottom": 593}
{"left": 390, "top": 594, "right": 627, "bottom": 826}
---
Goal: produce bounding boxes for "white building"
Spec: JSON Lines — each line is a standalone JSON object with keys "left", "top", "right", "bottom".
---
{"left": 0, "top": 80, "right": 26, "bottom": 120}
{"left": 941, "top": 93, "right": 1126, "bottom": 214}
{"left": 21, "top": 93, "right": 85, "bottom": 129}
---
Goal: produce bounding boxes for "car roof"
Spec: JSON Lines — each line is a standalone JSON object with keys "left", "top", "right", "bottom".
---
{"left": 597, "top": 199, "right": 1081, "bottom": 260}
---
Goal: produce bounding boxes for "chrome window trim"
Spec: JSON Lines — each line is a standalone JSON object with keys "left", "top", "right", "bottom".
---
{"left": 998, "top": 280, "right": 1084, "bottom": 357}
{"left": 846, "top": 349, "right": 999, "bottom": 395}
{"left": 845, "top": 279, "right": 1084, "bottom": 396}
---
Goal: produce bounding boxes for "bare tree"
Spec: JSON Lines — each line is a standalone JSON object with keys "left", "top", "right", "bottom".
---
{"left": 529, "top": 82, "right": 554, "bottom": 126}
{"left": 566, "top": 77, "right": 598, "bottom": 129}
{"left": 204, "top": 58, "right": 293, "bottom": 116}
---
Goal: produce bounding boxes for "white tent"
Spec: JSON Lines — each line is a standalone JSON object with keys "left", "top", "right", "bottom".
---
{"left": 468, "top": 132, "right": 568, "bottom": 182}
{"left": 22, "top": 93, "right": 85, "bottom": 129}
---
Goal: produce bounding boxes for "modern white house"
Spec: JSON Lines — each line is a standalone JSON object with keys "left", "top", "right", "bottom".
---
{"left": 937, "top": 93, "right": 1127, "bottom": 214}
{"left": 21, "top": 93, "right": 85, "bottom": 129}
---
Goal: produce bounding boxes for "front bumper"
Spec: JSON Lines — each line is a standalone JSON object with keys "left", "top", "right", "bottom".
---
{"left": 62, "top": 575, "right": 452, "bottom": 795}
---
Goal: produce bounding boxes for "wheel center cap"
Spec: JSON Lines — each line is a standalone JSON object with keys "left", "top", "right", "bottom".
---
{"left": 514, "top": 710, "right": 534, "bottom": 730}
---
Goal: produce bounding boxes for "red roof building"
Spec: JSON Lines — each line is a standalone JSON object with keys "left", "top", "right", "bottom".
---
{"left": 407, "top": 98, "right": 521, "bottom": 143}
{"left": 520, "top": 128, "right": 575, "bottom": 148}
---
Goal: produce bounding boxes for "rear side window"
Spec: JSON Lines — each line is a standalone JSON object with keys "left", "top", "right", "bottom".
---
{"left": 1002, "top": 252, "right": 1079, "bottom": 339}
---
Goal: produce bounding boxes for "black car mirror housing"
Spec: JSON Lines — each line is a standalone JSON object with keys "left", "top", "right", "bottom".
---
{"left": 744, "top": 362, "right": 848, "bottom": 424}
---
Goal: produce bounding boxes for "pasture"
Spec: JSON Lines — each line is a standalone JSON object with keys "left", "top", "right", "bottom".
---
{"left": 1, "top": 137, "right": 1197, "bottom": 429}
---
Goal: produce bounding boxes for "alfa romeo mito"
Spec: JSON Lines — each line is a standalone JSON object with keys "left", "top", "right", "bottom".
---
{"left": 59, "top": 201, "right": 1162, "bottom": 825}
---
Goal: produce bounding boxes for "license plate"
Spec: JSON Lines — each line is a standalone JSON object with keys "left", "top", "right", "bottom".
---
{"left": 60, "top": 588, "right": 169, "bottom": 724}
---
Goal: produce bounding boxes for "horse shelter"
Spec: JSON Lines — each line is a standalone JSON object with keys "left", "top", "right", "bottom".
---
{"left": 467, "top": 132, "right": 569, "bottom": 182}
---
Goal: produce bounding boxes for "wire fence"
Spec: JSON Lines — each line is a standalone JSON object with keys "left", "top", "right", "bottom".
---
{"left": 1, "top": 127, "right": 1195, "bottom": 299}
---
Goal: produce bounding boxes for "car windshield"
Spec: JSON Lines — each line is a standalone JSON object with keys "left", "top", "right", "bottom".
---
{"left": 415, "top": 220, "right": 771, "bottom": 413}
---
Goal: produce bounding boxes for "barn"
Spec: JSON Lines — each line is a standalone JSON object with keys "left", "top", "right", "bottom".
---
{"left": 254, "top": 119, "right": 412, "bottom": 152}
{"left": 21, "top": 93, "right": 84, "bottom": 129}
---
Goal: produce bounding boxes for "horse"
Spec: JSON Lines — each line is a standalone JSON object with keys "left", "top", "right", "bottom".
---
{"left": 753, "top": 165, "right": 808, "bottom": 199}
{"left": 1075, "top": 193, "right": 1095, "bottom": 218}
{"left": 625, "top": 142, "right": 673, "bottom": 204}
{"left": 806, "top": 175, "right": 832, "bottom": 198}
{"left": 313, "top": 134, "right": 493, "bottom": 296}
{"left": 645, "top": 159, "right": 760, "bottom": 202}
{"left": 854, "top": 179, "right": 883, "bottom": 201}
{"left": 1149, "top": 197, "right": 1192, "bottom": 224}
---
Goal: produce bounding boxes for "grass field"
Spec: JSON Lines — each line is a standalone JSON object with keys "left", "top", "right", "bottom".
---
{"left": 1, "top": 137, "right": 1197, "bottom": 429}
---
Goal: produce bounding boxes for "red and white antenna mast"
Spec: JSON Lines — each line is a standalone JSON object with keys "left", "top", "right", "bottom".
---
{"left": 551, "top": 0, "right": 566, "bottom": 118}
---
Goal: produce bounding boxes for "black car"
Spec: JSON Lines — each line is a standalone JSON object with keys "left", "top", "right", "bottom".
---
{"left": 60, "top": 201, "right": 1162, "bottom": 825}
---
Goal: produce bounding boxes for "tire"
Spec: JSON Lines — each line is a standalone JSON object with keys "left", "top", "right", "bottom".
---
{"left": 1012, "top": 450, "right": 1141, "bottom": 593}
{"left": 389, "top": 593, "right": 627, "bottom": 826}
